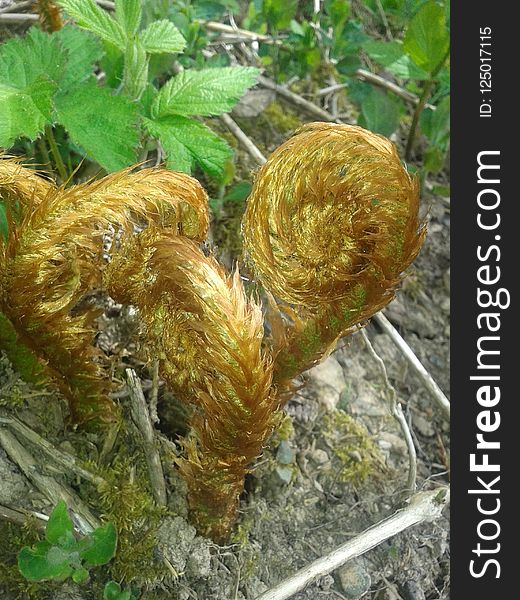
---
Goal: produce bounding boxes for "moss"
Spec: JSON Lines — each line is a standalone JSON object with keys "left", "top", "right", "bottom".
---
{"left": 273, "top": 413, "right": 295, "bottom": 443}
{"left": 89, "top": 453, "right": 169, "bottom": 586}
{"left": 323, "top": 409, "right": 384, "bottom": 486}
{"left": 0, "top": 520, "right": 51, "bottom": 599}
{"left": 262, "top": 102, "right": 302, "bottom": 134}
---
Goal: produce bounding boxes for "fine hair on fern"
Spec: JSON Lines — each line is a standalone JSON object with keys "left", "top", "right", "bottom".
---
{"left": 0, "top": 122, "right": 424, "bottom": 541}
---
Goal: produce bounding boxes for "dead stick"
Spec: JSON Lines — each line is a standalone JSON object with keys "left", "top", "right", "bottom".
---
{"left": 255, "top": 488, "right": 449, "bottom": 600}
{"left": 0, "top": 414, "right": 106, "bottom": 487}
{"left": 374, "top": 312, "right": 450, "bottom": 418}
{"left": 125, "top": 368, "right": 167, "bottom": 506}
{"left": 258, "top": 76, "right": 342, "bottom": 123}
{"left": 0, "top": 429, "right": 99, "bottom": 534}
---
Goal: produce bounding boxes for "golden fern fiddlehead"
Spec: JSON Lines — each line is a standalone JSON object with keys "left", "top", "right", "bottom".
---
{"left": 242, "top": 123, "right": 425, "bottom": 395}
{"left": 0, "top": 158, "right": 208, "bottom": 423}
{"left": 105, "top": 228, "right": 278, "bottom": 541}
{"left": 1, "top": 122, "right": 425, "bottom": 541}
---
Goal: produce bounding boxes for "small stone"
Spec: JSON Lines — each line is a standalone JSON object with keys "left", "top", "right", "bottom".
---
{"left": 337, "top": 560, "right": 371, "bottom": 599}
{"left": 377, "top": 431, "right": 408, "bottom": 457}
{"left": 276, "top": 440, "right": 295, "bottom": 465}
{"left": 185, "top": 537, "right": 212, "bottom": 579}
{"left": 309, "top": 449, "right": 329, "bottom": 465}
{"left": 402, "top": 580, "right": 427, "bottom": 600}
{"left": 275, "top": 465, "right": 293, "bottom": 484}
{"left": 307, "top": 356, "right": 347, "bottom": 411}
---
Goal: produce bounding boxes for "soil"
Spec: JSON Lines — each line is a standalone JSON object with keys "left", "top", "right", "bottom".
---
{"left": 0, "top": 93, "right": 450, "bottom": 600}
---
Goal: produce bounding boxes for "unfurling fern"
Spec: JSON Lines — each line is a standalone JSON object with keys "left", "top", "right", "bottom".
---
{"left": 0, "top": 123, "right": 424, "bottom": 540}
{"left": 242, "top": 123, "right": 424, "bottom": 400}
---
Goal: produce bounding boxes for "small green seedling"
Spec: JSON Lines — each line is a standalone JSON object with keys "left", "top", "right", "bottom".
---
{"left": 17, "top": 500, "right": 117, "bottom": 583}
{"left": 104, "top": 580, "right": 140, "bottom": 600}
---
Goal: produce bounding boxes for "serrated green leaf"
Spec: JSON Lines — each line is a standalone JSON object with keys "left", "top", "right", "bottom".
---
{"left": 122, "top": 38, "right": 149, "bottom": 100}
{"left": 0, "top": 78, "right": 56, "bottom": 146}
{"left": 79, "top": 522, "right": 117, "bottom": 566}
{"left": 18, "top": 541, "right": 71, "bottom": 581}
{"left": 152, "top": 67, "right": 259, "bottom": 118}
{"left": 57, "top": 0, "right": 126, "bottom": 50}
{"left": 115, "top": 0, "right": 142, "bottom": 36}
{"left": 358, "top": 87, "right": 403, "bottom": 137}
{"left": 403, "top": 1, "right": 449, "bottom": 74}
{"left": 0, "top": 28, "right": 65, "bottom": 145}
{"left": 45, "top": 500, "right": 74, "bottom": 546}
{"left": 54, "top": 81, "right": 140, "bottom": 172}
{"left": 140, "top": 19, "right": 186, "bottom": 54}
{"left": 144, "top": 116, "right": 232, "bottom": 178}
{"left": 53, "top": 25, "right": 104, "bottom": 91}
{"left": 0, "top": 27, "right": 65, "bottom": 86}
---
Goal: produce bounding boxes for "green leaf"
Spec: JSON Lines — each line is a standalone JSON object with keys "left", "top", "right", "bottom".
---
{"left": 104, "top": 581, "right": 132, "bottom": 600}
{"left": 0, "top": 27, "right": 65, "bottom": 145}
{"left": 403, "top": 1, "right": 449, "bottom": 74}
{"left": 0, "top": 78, "right": 55, "bottom": 146}
{"left": 115, "top": 0, "right": 142, "bottom": 36}
{"left": 144, "top": 115, "right": 232, "bottom": 178}
{"left": 53, "top": 25, "right": 104, "bottom": 92}
{"left": 140, "top": 83, "right": 159, "bottom": 118}
{"left": 122, "top": 39, "right": 149, "bottom": 100}
{"left": 224, "top": 182, "right": 252, "bottom": 202}
{"left": 140, "top": 19, "right": 186, "bottom": 54}
{"left": 72, "top": 566, "right": 90, "bottom": 583}
{"left": 18, "top": 541, "right": 72, "bottom": 581}
{"left": 45, "top": 500, "right": 74, "bottom": 546}
{"left": 0, "top": 27, "right": 65, "bottom": 86}
{"left": 57, "top": 0, "right": 126, "bottom": 50}
{"left": 358, "top": 87, "right": 403, "bottom": 137}
{"left": 363, "top": 40, "right": 428, "bottom": 79}
{"left": 420, "top": 95, "right": 450, "bottom": 145}
{"left": 262, "top": 0, "right": 298, "bottom": 29}
{"left": 54, "top": 81, "right": 140, "bottom": 172}
{"left": 152, "top": 67, "right": 259, "bottom": 118}
{"left": 104, "top": 581, "right": 123, "bottom": 600}
{"left": 79, "top": 522, "right": 117, "bottom": 567}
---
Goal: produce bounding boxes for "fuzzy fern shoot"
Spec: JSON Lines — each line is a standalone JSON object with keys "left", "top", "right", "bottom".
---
{"left": 0, "top": 123, "right": 424, "bottom": 541}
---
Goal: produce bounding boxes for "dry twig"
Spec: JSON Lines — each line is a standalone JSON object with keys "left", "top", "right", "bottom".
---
{"left": 255, "top": 488, "right": 449, "bottom": 600}
{"left": 374, "top": 313, "right": 450, "bottom": 418}
{"left": 0, "top": 428, "right": 99, "bottom": 534}
{"left": 360, "top": 329, "right": 417, "bottom": 493}
{"left": 0, "top": 413, "right": 106, "bottom": 487}
{"left": 126, "top": 368, "right": 167, "bottom": 506}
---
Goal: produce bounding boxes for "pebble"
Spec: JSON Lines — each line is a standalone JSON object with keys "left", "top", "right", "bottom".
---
{"left": 307, "top": 356, "right": 346, "bottom": 411}
{"left": 336, "top": 560, "right": 371, "bottom": 599}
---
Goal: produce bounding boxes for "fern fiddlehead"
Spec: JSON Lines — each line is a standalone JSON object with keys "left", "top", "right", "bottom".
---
{"left": 1, "top": 122, "right": 425, "bottom": 541}
{"left": 242, "top": 123, "right": 425, "bottom": 397}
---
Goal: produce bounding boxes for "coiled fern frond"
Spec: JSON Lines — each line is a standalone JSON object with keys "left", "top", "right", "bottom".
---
{"left": 105, "top": 228, "right": 278, "bottom": 541}
{"left": 242, "top": 123, "right": 425, "bottom": 393}
{"left": 0, "top": 157, "right": 208, "bottom": 423}
{"left": 1, "top": 122, "right": 425, "bottom": 540}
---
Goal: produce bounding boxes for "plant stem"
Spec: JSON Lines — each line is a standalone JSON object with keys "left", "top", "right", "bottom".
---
{"left": 36, "top": 136, "right": 54, "bottom": 175}
{"left": 404, "top": 79, "right": 433, "bottom": 162}
{"left": 45, "top": 125, "right": 68, "bottom": 183}
{"left": 405, "top": 48, "right": 450, "bottom": 162}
